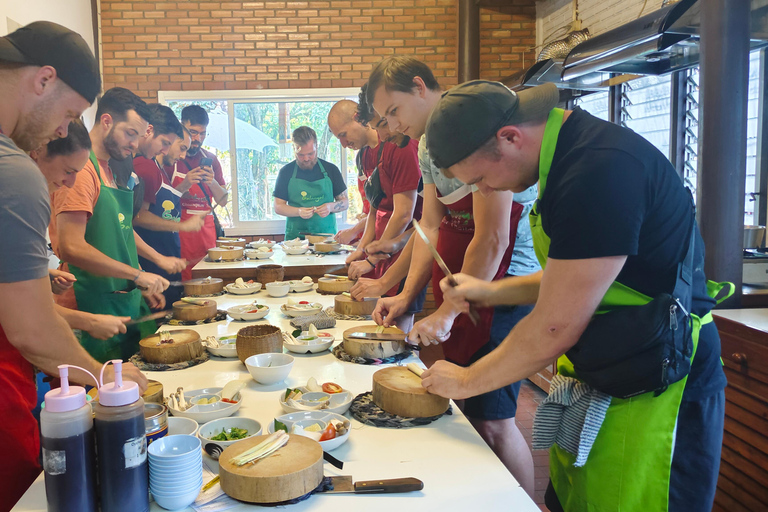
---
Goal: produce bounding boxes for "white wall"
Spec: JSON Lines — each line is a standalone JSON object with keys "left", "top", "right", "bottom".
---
{"left": 536, "top": 0, "right": 667, "bottom": 50}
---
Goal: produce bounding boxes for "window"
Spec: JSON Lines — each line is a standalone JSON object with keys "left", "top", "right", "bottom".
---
{"left": 159, "top": 88, "right": 362, "bottom": 235}
{"left": 620, "top": 75, "right": 673, "bottom": 159}
{"left": 685, "top": 50, "right": 762, "bottom": 223}
{"left": 572, "top": 91, "right": 610, "bottom": 121}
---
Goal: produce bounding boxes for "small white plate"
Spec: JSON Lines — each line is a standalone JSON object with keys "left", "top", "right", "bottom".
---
{"left": 228, "top": 304, "right": 270, "bottom": 321}
{"left": 167, "top": 387, "right": 241, "bottom": 423}
{"left": 280, "top": 303, "right": 323, "bottom": 318}
{"left": 206, "top": 334, "right": 237, "bottom": 358}
{"left": 278, "top": 386, "right": 352, "bottom": 415}
{"left": 288, "top": 280, "right": 314, "bottom": 293}
{"left": 282, "top": 246, "right": 309, "bottom": 255}
{"left": 248, "top": 240, "right": 276, "bottom": 250}
{"left": 267, "top": 411, "right": 350, "bottom": 452}
{"left": 225, "top": 282, "right": 261, "bottom": 295}
{"left": 283, "top": 333, "right": 334, "bottom": 354}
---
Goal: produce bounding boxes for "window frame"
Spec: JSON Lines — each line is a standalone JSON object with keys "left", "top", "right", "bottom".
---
{"left": 158, "top": 87, "right": 361, "bottom": 236}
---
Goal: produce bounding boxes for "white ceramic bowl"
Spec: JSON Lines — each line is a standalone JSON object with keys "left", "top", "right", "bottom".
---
{"left": 288, "top": 280, "right": 314, "bottom": 293}
{"left": 206, "top": 334, "right": 237, "bottom": 358}
{"left": 246, "top": 249, "right": 273, "bottom": 259}
{"left": 152, "top": 488, "right": 201, "bottom": 511}
{"left": 197, "top": 417, "right": 262, "bottom": 451}
{"left": 267, "top": 411, "right": 351, "bottom": 452}
{"left": 245, "top": 353, "right": 294, "bottom": 385}
{"left": 227, "top": 304, "right": 270, "bottom": 321}
{"left": 265, "top": 282, "right": 290, "bottom": 297}
{"left": 282, "top": 246, "right": 309, "bottom": 255}
{"left": 225, "top": 281, "right": 261, "bottom": 295}
{"left": 280, "top": 302, "right": 323, "bottom": 318}
{"left": 147, "top": 434, "right": 201, "bottom": 459}
{"left": 166, "top": 417, "right": 199, "bottom": 436}
{"left": 149, "top": 463, "right": 202, "bottom": 479}
{"left": 166, "top": 387, "right": 242, "bottom": 423}
{"left": 248, "top": 240, "right": 276, "bottom": 250}
{"left": 279, "top": 386, "right": 353, "bottom": 415}
{"left": 283, "top": 332, "right": 334, "bottom": 354}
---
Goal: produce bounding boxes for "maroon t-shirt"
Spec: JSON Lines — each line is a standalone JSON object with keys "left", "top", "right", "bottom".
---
{"left": 175, "top": 149, "right": 225, "bottom": 212}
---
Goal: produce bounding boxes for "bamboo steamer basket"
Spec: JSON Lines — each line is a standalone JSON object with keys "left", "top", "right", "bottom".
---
{"left": 372, "top": 366, "right": 450, "bottom": 418}
{"left": 335, "top": 294, "right": 378, "bottom": 316}
{"left": 217, "top": 237, "right": 246, "bottom": 248}
{"left": 342, "top": 325, "right": 407, "bottom": 359}
{"left": 139, "top": 329, "right": 204, "bottom": 364}
{"left": 219, "top": 434, "right": 323, "bottom": 503}
{"left": 208, "top": 246, "right": 244, "bottom": 261}
{"left": 314, "top": 241, "right": 341, "bottom": 253}
{"left": 183, "top": 277, "right": 224, "bottom": 296}
{"left": 172, "top": 299, "right": 218, "bottom": 322}
{"left": 317, "top": 276, "right": 353, "bottom": 294}
{"left": 236, "top": 324, "right": 283, "bottom": 363}
{"left": 255, "top": 264, "right": 284, "bottom": 284}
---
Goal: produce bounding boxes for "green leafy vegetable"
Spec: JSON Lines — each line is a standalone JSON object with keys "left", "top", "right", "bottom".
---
{"left": 273, "top": 419, "right": 288, "bottom": 433}
{"left": 210, "top": 427, "right": 248, "bottom": 441}
{"left": 292, "top": 329, "right": 302, "bottom": 338}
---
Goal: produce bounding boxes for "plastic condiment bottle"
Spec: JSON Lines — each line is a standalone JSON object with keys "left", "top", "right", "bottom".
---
{"left": 93, "top": 360, "right": 149, "bottom": 512}
{"left": 40, "top": 364, "right": 98, "bottom": 512}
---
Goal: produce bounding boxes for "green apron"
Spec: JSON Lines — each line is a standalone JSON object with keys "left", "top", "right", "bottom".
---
{"left": 284, "top": 160, "right": 337, "bottom": 240}
{"left": 530, "top": 109, "right": 732, "bottom": 511}
{"left": 69, "top": 152, "right": 154, "bottom": 363}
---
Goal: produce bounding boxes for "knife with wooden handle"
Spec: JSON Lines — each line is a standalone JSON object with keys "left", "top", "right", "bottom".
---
{"left": 322, "top": 476, "right": 423, "bottom": 494}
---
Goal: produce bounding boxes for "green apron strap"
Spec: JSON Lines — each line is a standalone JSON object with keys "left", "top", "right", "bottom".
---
{"left": 707, "top": 280, "right": 735, "bottom": 305}
{"left": 537, "top": 108, "right": 564, "bottom": 200}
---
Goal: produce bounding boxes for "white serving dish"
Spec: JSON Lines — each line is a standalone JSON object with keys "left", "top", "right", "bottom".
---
{"left": 280, "top": 302, "right": 323, "bottom": 317}
{"left": 245, "top": 353, "right": 294, "bottom": 385}
{"left": 167, "top": 417, "right": 199, "bottom": 436}
{"left": 248, "top": 240, "right": 276, "bottom": 250}
{"left": 227, "top": 303, "right": 270, "bottom": 321}
{"left": 197, "top": 417, "right": 262, "bottom": 451}
{"left": 282, "top": 246, "right": 309, "bottom": 255}
{"left": 279, "top": 386, "right": 353, "bottom": 415}
{"left": 265, "top": 282, "right": 290, "bottom": 297}
{"left": 249, "top": 250, "right": 273, "bottom": 260}
{"left": 225, "top": 281, "right": 261, "bottom": 295}
{"left": 166, "top": 387, "right": 242, "bottom": 423}
{"left": 283, "top": 332, "right": 334, "bottom": 354}
{"left": 206, "top": 334, "right": 237, "bottom": 358}
{"left": 267, "top": 411, "right": 351, "bottom": 452}
{"left": 288, "top": 280, "right": 314, "bottom": 293}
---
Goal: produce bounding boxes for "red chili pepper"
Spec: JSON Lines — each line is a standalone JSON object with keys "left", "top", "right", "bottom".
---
{"left": 221, "top": 398, "right": 238, "bottom": 404}
{"left": 319, "top": 423, "right": 337, "bottom": 441}
{"left": 299, "top": 301, "right": 310, "bottom": 305}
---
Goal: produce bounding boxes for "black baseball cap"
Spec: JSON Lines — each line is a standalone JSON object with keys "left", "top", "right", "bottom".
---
{"left": 426, "top": 81, "right": 559, "bottom": 169}
{"left": 0, "top": 21, "right": 101, "bottom": 103}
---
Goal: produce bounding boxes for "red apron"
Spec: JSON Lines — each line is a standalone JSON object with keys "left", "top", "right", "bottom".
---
{"left": 433, "top": 186, "right": 523, "bottom": 365}
{"left": 373, "top": 209, "right": 400, "bottom": 296}
{"left": 0, "top": 327, "right": 41, "bottom": 511}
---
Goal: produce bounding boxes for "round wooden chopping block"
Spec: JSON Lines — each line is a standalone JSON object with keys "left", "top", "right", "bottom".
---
{"left": 314, "top": 241, "right": 340, "bottom": 253}
{"left": 183, "top": 277, "right": 224, "bottom": 296}
{"left": 142, "top": 380, "right": 164, "bottom": 403}
{"left": 217, "top": 238, "right": 246, "bottom": 248}
{"left": 219, "top": 434, "right": 323, "bottom": 503}
{"left": 139, "top": 329, "right": 203, "bottom": 364}
{"left": 334, "top": 294, "right": 378, "bottom": 316}
{"left": 208, "top": 246, "right": 244, "bottom": 261}
{"left": 172, "top": 299, "right": 218, "bottom": 322}
{"left": 317, "top": 277, "right": 353, "bottom": 294}
{"left": 342, "top": 325, "right": 407, "bottom": 359}
{"left": 305, "top": 233, "right": 333, "bottom": 244}
{"left": 372, "top": 366, "right": 450, "bottom": 418}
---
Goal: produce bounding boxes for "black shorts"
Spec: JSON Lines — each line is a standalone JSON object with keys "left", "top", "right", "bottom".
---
{"left": 461, "top": 304, "right": 534, "bottom": 421}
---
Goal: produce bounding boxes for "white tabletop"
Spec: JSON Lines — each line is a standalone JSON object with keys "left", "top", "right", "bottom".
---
{"left": 13, "top": 289, "right": 537, "bottom": 512}
{"left": 714, "top": 308, "right": 768, "bottom": 333}
{"left": 192, "top": 248, "right": 349, "bottom": 273}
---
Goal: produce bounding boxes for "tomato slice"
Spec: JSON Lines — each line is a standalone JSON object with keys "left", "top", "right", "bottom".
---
{"left": 322, "top": 382, "right": 343, "bottom": 394}
{"left": 319, "top": 423, "right": 337, "bottom": 441}
{"left": 299, "top": 301, "right": 310, "bottom": 304}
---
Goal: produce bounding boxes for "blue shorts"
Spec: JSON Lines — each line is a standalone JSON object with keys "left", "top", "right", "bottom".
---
{"left": 461, "top": 304, "right": 534, "bottom": 421}
{"left": 395, "top": 279, "right": 427, "bottom": 316}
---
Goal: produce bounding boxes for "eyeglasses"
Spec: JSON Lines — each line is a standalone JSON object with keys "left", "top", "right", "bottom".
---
{"left": 188, "top": 129, "right": 206, "bottom": 138}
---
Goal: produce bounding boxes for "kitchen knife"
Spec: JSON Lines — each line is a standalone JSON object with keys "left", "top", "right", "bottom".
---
{"left": 411, "top": 219, "right": 480, "bottom": 326}
{"left": 126, "top": 310, "right": 171, "bottom": 325}
{"left": 347, "top": 332, "right": 421, "bottom": 350}
{"left": 322, "top": 476, "right": 423, "bottom": 494}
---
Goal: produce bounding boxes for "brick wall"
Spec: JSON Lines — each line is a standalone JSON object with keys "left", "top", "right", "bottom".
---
{"left": 101, "top": 0, "right": 536, "bottom": 101}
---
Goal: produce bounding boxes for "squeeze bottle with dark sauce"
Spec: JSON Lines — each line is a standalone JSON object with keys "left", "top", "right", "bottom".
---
{"left": 40, "top": 364, "right": 98, "bottom": 512}
{"left": 93, "top": 360, "right": 149, "bottom": 512}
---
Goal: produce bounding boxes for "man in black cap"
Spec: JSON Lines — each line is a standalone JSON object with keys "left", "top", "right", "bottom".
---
{"left": 0, "top": 21, "right": 147, "bottom": 509}
{"left": 421, "top": 81, "right": 727, "bottom": 512}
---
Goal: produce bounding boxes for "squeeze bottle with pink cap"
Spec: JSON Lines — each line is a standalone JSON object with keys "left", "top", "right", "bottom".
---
{"left": 40, "top": 364, "right": 97, "bottom": 512}
{"left": 93, "top": 360, "right": 149, "bottom": 512}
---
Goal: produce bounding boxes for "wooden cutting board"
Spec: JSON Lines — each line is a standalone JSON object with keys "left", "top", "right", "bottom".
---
{"left": 334, "top": 294, "right": 378, "bottom": 316}
{"left": 172, "top": 299, "right": 217, "bottom": 322}
{"left": 317, "top": 277, "right": 353, "bottom": 294}
{"left": 219, "top": 434, "right": 323, "bottom": 503}
{"left": 139, "top": 329, "right": 203, "bottom": 364}
{"left": 342, "top": 325, "right": 407, "bottom": 359}
{"left": 183, "top": 277, "right": 224, "bottom": 296}
{"left": 372, "top": 366, "right": 450, "bottom": 418}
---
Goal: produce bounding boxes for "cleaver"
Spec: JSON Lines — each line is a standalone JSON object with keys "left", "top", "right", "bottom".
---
{"left": 322, "top": 476, "right": 423, "bottom": 494}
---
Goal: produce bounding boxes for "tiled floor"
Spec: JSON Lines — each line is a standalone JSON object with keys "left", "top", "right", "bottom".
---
{"left": 516, "top": 379, "right": 550, "bottom": 511}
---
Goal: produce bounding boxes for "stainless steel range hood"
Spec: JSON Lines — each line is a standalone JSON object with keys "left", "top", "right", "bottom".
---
{"left": 562, "top": 0, "right": 768, "bottom": 81}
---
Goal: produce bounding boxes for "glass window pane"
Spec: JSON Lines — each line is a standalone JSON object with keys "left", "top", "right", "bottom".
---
{"left": 621, "top": 75, "right": 672, "bottom": 159}
{"left": 572, "top": 91, "right": 610, "bottom": 121}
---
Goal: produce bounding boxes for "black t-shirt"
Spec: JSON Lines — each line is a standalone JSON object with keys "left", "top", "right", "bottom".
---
{"left": 272, "top": 158, "right": 347, "bottom": 202}
{"left": 109, "top": 156, "right": 145, "bottom": 219}
{"left": 541, "top": 108, "right": 725, "bottom": 399}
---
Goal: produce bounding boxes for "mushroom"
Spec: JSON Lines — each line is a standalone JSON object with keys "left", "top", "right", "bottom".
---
{"left": 177, "top": 387, "right": 187, "bottom": 411}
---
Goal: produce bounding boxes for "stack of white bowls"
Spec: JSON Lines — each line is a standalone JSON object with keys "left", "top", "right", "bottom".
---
{"left": 148, "top": 434, "right": 203, "bottom": 510}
